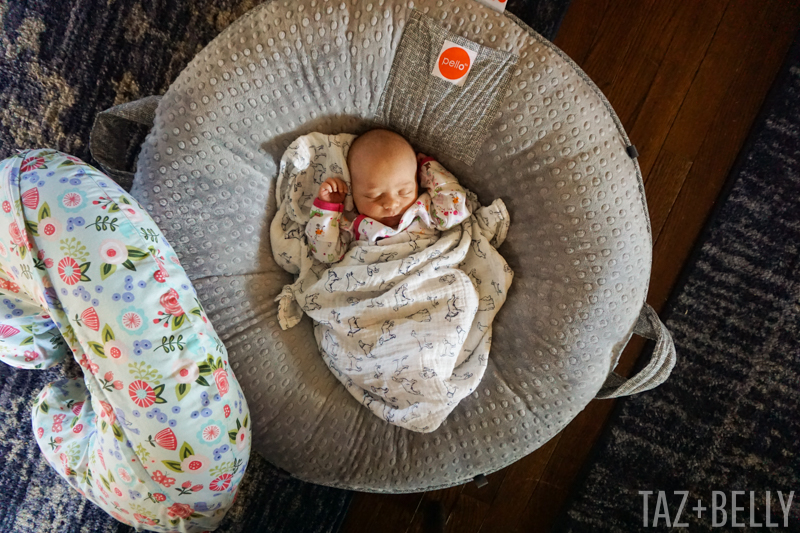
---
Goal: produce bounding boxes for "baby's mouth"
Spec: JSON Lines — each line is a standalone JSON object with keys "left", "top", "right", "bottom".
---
{"left": 382, "top": 213, "right": 401, "bottom": 225}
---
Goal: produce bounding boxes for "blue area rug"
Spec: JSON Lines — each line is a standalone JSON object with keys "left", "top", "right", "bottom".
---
{"left": 0, "top": 1, "right": 570, "bottom": 532}
{"left": 554, "top": 31, "right": 800, "bottom": 532}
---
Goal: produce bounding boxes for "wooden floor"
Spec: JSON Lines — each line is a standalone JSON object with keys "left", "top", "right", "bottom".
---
{"left": 340, "top": 1, "right": 800, "bottom": 532}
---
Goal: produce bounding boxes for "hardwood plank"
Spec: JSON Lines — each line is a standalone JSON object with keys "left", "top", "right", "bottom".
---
{"left": 339, "top": 492, "right": 424, "bottom": 533}
{"left": 654, "top": 0, "right": 771, "bottom": 167}
{"left": 648, "top": 3, "right": 800, "bottom": 309}
{"left": 477, "top": 437, "right": 560, "bottom": 533}
{"left": 641, "top": 149, "right": 694, "bottom": 239}
{"left": 407, "top": 486, "right": 464, "bottom": 533}
{"left": 444, "top": 494, "right": 491, "bottom": 533}
{"left": 576, "top": 0, "right": 658, "bottom": 94}
{"left": 628, "top": 0, "right": 731, "bottom": 178}
{"left": 516, "top": 481, "right": 570, "bottom": 533}
{"left": 339, "top": 493, "right": 388, "bottom": 533}
{"left": 601, "top": 0, "right": 684, "bottom": 127}
{"left": 551, "top": 0, "right": 610, "bottom": 65}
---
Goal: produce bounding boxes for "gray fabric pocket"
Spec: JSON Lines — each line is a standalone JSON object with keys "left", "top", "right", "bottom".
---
{"left": 376, "top": 10, "right": 518, "bottom": 165}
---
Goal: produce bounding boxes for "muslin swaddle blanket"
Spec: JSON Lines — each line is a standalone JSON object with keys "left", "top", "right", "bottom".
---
{"left": 270, "top": 133, "right": 513, "bottom": 432}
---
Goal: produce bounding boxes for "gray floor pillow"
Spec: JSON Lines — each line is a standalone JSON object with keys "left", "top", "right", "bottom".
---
{"left": 92, "top": 0, "right": 676, "bottom": 492}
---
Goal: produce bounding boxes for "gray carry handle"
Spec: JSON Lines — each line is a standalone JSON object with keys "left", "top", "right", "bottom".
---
{"left": 596, "top": 303, "right": 676, "bottom": 399}
{"left": 89, "top": 95, "right": 161, "bottom": 190}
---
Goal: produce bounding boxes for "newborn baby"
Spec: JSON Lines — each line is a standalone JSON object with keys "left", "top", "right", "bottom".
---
{"left": 305, "top": 129, "right": 469, "bottom": 263}
{"left": 272, "top": 128, "right": 513, "bottom": 432}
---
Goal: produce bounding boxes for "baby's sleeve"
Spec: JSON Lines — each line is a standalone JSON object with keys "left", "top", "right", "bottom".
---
{"left": 419, "top": 157, "right": 472, "bottom": 230}
{"left": 305, "top": 198, "right": 354, "bottom": 263}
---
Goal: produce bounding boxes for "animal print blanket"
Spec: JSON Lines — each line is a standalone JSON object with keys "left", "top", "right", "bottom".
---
{"left": 270, "top": 133, "right": 513, "bottom": 432}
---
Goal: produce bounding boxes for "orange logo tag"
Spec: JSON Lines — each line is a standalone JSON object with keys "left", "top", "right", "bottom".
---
{"left": 432, "top": 40, "right": 478, "bottom": 87}
{"left": 472, "top": 0, "right": 508, "bottom": 13}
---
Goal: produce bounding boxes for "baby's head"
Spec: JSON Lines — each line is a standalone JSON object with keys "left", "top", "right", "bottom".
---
{"left": 347, "top": 129, "right": 418, "bottom": 228}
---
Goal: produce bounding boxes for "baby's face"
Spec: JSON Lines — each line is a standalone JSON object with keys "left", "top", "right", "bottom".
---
{"left": 350, "top": 139, "right": 418, "bottom": 228}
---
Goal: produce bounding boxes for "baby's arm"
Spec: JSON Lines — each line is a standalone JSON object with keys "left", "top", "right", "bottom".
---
{"left": 418, "top": 155, "right": 472, "bottom": 230}
{"left": 305, "top": 178, "right": 353, "bottom": 263}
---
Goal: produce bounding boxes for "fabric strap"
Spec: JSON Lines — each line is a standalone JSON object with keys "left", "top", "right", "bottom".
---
{"left": 596, "top": 303, "right": 677, "bottom": 399}
{"left": 89, "top": 95, "right": 161, "bottom": 190}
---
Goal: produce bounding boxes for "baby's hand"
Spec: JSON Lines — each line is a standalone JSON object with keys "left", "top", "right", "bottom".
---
{"left": 319, "top": 177, "right": 348, "bottom": 204}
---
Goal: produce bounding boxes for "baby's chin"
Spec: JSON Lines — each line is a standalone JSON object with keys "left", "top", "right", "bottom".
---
{"left": 376, "top": 213, "right": 403, "bottom": 227}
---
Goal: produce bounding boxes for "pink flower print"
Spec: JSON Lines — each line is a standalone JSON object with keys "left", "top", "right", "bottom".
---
{"left": 153, "top": 428, "right": 177, "bottom": 450}
{"left": 134, "top": 514, "right": 157, "bottom": 526}
{"left": 180, "top": 454, "right": 210, "bottom": 475}
{"left": 236, "top": 425, "right": 249, "bottom": 451}
{"left": 78, "top": 353, "right": 100, "bottom": 375}
{"left": 128, "top": 380, "right": 156, "bottom": 408}
{"left": 120, "top": 205, "right": 142, "bottom": 222}
{"left": 58, "top": 257, "right": 82, "bottom": 285}
{"left": 62, "top": 191, "right": 82, "bottom": 209}
{"left": 167, "top": 502, "right": 194, "bottom": 519}
{"left": 21, "top": 155, "right": 45, "bottom": 172}
{"left": 104, "top": 340, "right": 128, "bottom": 363}
{"left": 201, "top": 423, "right": 221, "bottom": 442}
{"left": 36, "top": 249, "right": 54, "bottom": 268}
{"left": 151, "top": 470, "right": 176, "bottom": 488}
{"left": 1, "top": 200, "right": 10, "bottom": 213}
{"left": 153, "top": 268, "right": 168, "bottom": 283}
{"left": 121, "top": 311, "right": 143, "bottom": 330}
{"left": 0, "top": 324, "right": 19, "bottom": 339}
{"left": 99, "top": 401, "right": 116, "bottom": 425}
{"left": 24, "top": 350, "right": 38, "bottom": 362}
{"left": 213, "top": 368, "right": 229, "bottom": 396}
{"left": 36, "top": 427, "right": 44, "bottom": 439}
{"left": 153, "top": 250, "right": 169, "bottom": 283}
{"left": 8, "top": 221, "right": 25, "bottom": 247}
{"left": 117, "top": 467, "right": 133, "bottom": 483}
{"left": 99, "top": 239, "right": 128, "bottom": 265}
{"left": 20, "top": 188, "right": 39, "bottom": 209}
{"left": 159, "top": 289, "right": 184, "bottom": 316}
{"left": 80, "top": 307, "right": 100, "bottom": 331}
{"left": 0, "top": 278, "right": 19, "bottom": 293}
{"left": 209, "top": 473, "right": 233, "bottom": 492}
{"left": 52, "top": 414, "right": 66, "bottom": 433}
{"left": 38, "top": 217, "right": 62, "bottom": 241}
{"left": 172, "top": 359, "right": 199, "bottom": 384}
{"left": 59, "top": 452, "right": 69, "bottom": 472}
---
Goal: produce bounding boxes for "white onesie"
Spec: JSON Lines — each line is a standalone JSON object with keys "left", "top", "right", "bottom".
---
{"left": 305, "top": 157, "right": 471, "bottom": 263}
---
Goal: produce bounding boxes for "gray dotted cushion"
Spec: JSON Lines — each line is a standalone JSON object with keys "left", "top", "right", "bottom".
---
{"left": 128, "top": 0, "right": 670, "bottom": 492}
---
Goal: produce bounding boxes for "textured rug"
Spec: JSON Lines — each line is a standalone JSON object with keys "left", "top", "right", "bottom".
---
{"left": 554, "top": 31, "right": 800, "bottom": 532}
{"left": 0, "top": 1, "right": 570, "bottom": 532}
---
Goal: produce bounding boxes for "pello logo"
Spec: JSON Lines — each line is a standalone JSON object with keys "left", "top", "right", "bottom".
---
{"left": 432, "top": 40, "right": 479, "bottom": 87}
{"left": 472, "top": 0, "right": 507, "bottom": 13}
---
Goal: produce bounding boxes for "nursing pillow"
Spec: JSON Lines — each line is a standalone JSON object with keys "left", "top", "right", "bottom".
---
{"left": 99, "top": 0, "right": 677, "bottom": 492}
